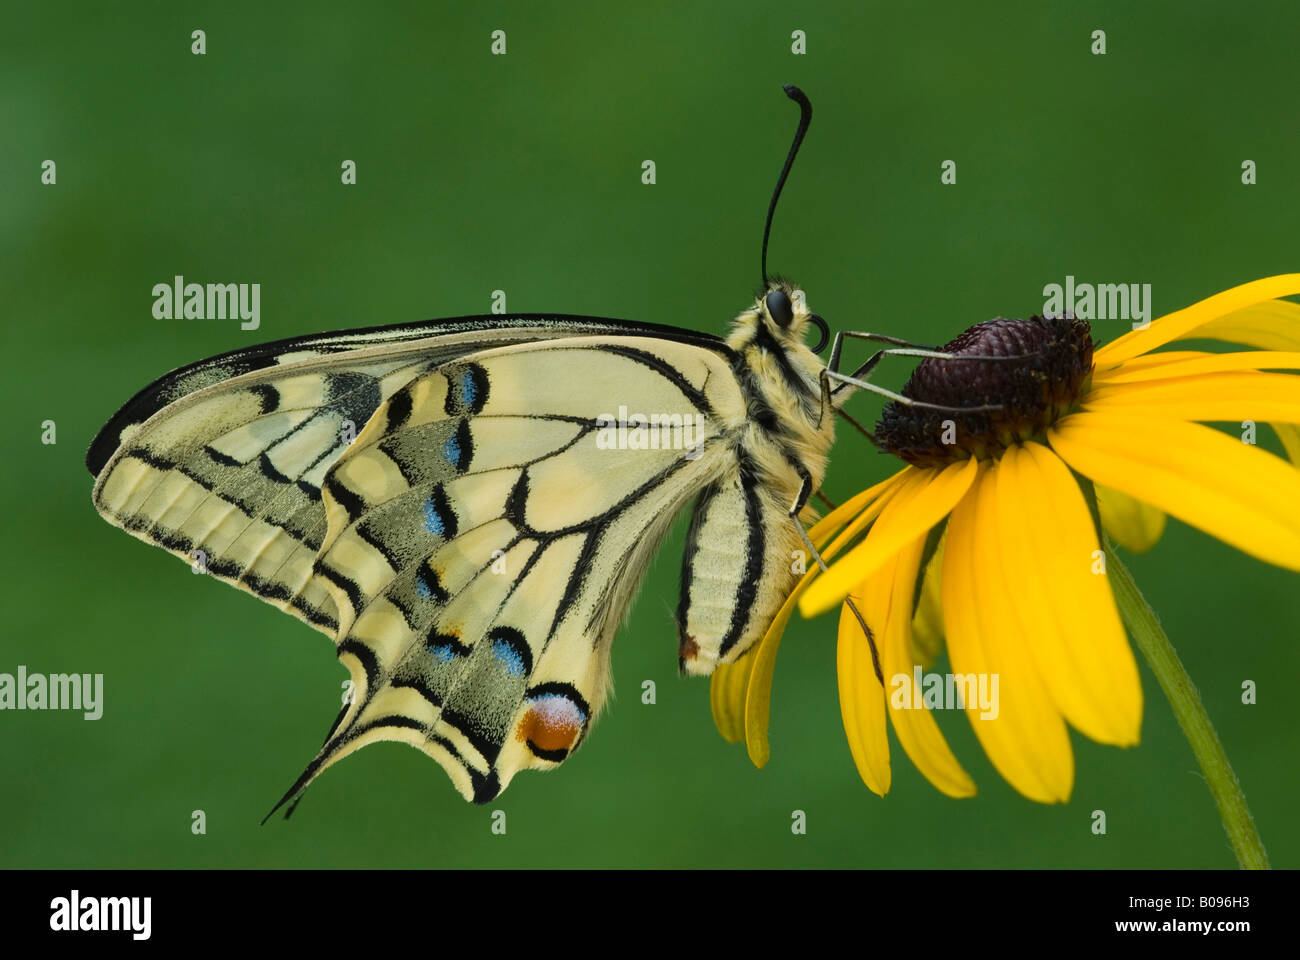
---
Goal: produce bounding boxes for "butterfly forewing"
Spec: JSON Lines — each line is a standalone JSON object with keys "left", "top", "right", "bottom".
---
{"left": 90, "top": 316, "right": 726, "bottom": 636}
{"left": 92, "top": 353, "right": 442, "bottom": 633}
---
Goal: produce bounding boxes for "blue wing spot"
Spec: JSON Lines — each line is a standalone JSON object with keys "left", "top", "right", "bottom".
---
{"left": 430, "top": 643, "right": 458, "bottom": 663}
{"left": 485, "top": 626, "right": 531, "bottom": 679}
{"left": 443, "top": 364, "right": 488, "bottom": 417}
{"left": 442, "top": 420, "right": 473, "bottom": 472}
{"left": 422, "top": 486, "right": 457, "bottom": 539}
{"left": 423, "top": 498, "right": 444, "bottom": 536}
{"left": 460, "top": 369, "right": 478, "bottom": 408}
{"left": 492, "top": 637, "right": 527, "bottom": 678}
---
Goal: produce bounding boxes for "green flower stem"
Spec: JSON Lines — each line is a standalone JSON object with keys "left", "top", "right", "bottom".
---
{"left": 1104, "top": 539, "right": 1269, "bottom": 870}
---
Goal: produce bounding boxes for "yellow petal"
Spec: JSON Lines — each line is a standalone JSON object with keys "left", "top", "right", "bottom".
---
{"left": 710, "top": 644, "right": 755, "bottom": 743}
{"left": 1089, "top": 341, "right": 1300, "bottom": 467}
{"left": 807, "top": 467, "right": 911, "bottom": 545}
{"left": 1094, "top": 275, "right": 1300, "bottom": 370}
{"left": 995, "top": 444, "right": 1142, "bottom": 745}
{"left": 740, "top": 591, "right": 797, "bottom": 768}
{"left": 1049, "top": 412, "right": 1300, "bottom": 571}
{"left": 799, "top": 458, "right": 978, "bottom": 618}
{"left": 1092, "top": 350, "right": 1207, "bottom": 380}
{"left": 1095, "top": 483, "right": 1166, "bottom": 553}
{"left": 1274, "top": 423, "right": 1300, "bottom": 464}
{"left": 1191, "top": 298, "right": 1300, "bottom": 351}
{"left": 837, "top": 593, "right": 891, "bottom": 796}
{"left": 909, "top": 531, "right": 946, "bottom": 667}
{"left": 881, "top": 537, "right": 976, "bottom": 798}
{"left": 942, "top": 463, "right": 1074, "bottom": 803}
{"left": 1149, "top": 300, "right": 1300, "bottom": 467}
{"left": 1093, "top": 350, "right": 1300, "bottom": 384}
{"left": 735, "top": 467, "right": 912, "bottom": 766}
{"left": 1085, "top": 371, "right": 1300, "bottom": 423}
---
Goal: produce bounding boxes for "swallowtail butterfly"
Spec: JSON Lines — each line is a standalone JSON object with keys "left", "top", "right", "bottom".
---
{"left": 87, "top": 87, "right": 989, "bottom": 809}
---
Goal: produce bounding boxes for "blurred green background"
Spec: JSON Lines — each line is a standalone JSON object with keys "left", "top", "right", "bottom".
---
{"left": 2, "top": 0, "right": 1297, "bottom": 868}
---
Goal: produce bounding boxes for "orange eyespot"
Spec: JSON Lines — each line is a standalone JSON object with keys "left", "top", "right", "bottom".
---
{"left": 517, "top": 689, "right": 589, "bottom": 759}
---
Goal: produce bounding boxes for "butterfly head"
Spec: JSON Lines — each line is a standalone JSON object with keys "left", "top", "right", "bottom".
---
{"left": 730, "top": 279, "right": 830, "bottom": 354}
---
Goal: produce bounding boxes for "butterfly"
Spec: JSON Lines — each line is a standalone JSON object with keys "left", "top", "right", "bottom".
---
{"left": 87, "top": 86, "right": 988, "bottom": 810}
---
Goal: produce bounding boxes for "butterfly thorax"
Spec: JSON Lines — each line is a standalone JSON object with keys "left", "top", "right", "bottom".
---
{"left": 723, "top": 286, "right": 835, "bottom": 494}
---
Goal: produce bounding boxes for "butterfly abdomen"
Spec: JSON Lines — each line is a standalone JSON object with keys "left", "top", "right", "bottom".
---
{"left": 676, "top": 455, "right": 804, "bottom": 676}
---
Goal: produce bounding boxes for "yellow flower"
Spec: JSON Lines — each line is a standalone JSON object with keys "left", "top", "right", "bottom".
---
{"left": 712, "top": 275, "right": 1300, "bottom": 803}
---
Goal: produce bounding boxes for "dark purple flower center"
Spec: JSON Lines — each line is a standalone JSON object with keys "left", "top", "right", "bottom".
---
{"left": 875, "top": 315, "right": 1094, "bottom": 467}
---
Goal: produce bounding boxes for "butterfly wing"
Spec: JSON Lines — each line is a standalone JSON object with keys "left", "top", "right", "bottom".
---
{"left": 87, "top": 313, "right": 725, "bottom": 477}
{"left": 89, "top": 319, "right": 749, "bottom": 804}
{"left": 89, "top": 315, "right": 726, "bottom": 636}
{"left": 282, "top": 336, "right": 748, "bottom": 805}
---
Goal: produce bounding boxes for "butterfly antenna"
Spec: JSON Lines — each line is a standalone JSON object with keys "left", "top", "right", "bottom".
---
{"left": 760, "top": 84, "right": 813, "bottom": 288}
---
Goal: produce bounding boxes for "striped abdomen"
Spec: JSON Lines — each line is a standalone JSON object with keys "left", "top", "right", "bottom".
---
{"left": 675, "top": 458, "right": 802, "bottom": 675}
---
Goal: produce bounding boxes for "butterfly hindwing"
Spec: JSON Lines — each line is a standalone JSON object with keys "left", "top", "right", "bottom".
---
{"left": 282, "top": 335, "right": 750, "bottom": 803}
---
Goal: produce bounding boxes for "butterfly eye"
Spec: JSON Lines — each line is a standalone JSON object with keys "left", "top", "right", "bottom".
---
{"left": 765, "top": 290, "right": 794, "bottom": 328}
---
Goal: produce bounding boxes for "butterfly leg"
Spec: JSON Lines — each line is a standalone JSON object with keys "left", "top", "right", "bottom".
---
{"left": 843, "top": 595, "right": 885, "bottom": 684}
{"left": 819, "top": 331, "right": 888, "bottom": 427}
{"left": 826, "top": 330, "right": 941, "bottom": 377}
{"left": 816, "top": 340, "right": 1005, "bottom": 432}
{"left": 825, "top": 330, "right": 1034, "bottom": 397}
{"left": 816, "top": 361, "right": 997, "bottom": 435}
{"left": 785, "top": 469, "right": 884, "bottom": 682}
{"left": 826, "top": 366, "right": 1004, "bottom": 411}
{"left": 783, "top": 467, "right": 829, "bottom": 574}
{"left": 827, "top": 329, "right": 1040, "bottom": 372}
